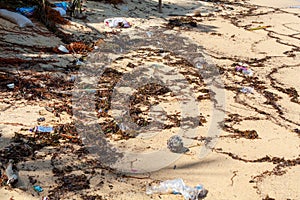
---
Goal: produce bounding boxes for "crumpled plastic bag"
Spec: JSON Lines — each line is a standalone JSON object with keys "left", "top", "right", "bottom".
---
{"left": 16, "top": 6, "right": 36, "bottom": 17}
{"left": 104, "top": 18, "right": 131, "bottom": 28}
{"left": 0, "top": 9, "right": 34, "bottom": 27}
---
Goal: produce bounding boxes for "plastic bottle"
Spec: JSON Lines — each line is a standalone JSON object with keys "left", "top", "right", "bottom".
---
{"left": 146, "top": 178, "right": 208, "bottom": 200}
{"left": 167, "top": 135, "right": 189, "bottom": 153}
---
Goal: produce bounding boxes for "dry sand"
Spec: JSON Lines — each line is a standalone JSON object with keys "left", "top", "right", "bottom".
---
{"left": 0, "top": 0, "right": 300, "bottom": 199}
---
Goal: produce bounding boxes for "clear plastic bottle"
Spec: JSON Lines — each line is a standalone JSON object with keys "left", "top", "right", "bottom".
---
{"left": 146, "top": 178, "right": 208, "bottom": 200}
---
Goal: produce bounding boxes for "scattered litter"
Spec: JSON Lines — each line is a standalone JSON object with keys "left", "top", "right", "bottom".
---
{"left": 240, "top": 87, "right": 254, "bottom": 94}
{"left": 57, "top": 45, "right": 69, "bottom": 53}
{"left": 69, "top": 75, "right": 76, "bottom": 82}
{"left": 54, "top": 2, "right": 69, "bottom": 11}
{"left": 235, "top": 66, "right": 248, "bottom": 72}
{"left": 37, "top": 117, "right": 46, "bottom": 122}
{"left": 16, "top": 6, "right": 36, "bottom": 17}
{"left": 0, "top": 9, "right": 34, "bottom": 28}
{"left": 42, "top": 197, "right": 50, "bottom": 200}
{"left": 293, "top": 128, "right": 300, "bottom": 135}
{"left": 33, "top": 185, "right": 43, "bottom": 193}
{"left": 167, "top": 135, "right": 189, "bottom": 153}
{"left": 290, "top": 5, "right": 300, "bottom": 9}
{"left": 146, "top": 31, "right": 153, "bottom": 37}
{"left": 248, "top": 25, "right": 271, "bottom": 31}
{"left": 146, "top": 178, "right": 208, "bottom": 200}
{"left": 52, "top": 7, "right": 66, "bottom": 17}
{"left": 104, "top": 18, "right": 131, "bottom": 28}
{"left": 242, "top": 68, "right": 253, "bottom": 76}
{"left": 75, "top": 59, "right": 84, "bottom": 66}
{"left": 235, "top": 64, "right": 253, "bottom": 76}
{"left": 7, "top": 83, "right": 15, "bottom": 89}
{"left": 33, "top": 126, "right": 54, "bottom": 133}
{"left": 119, "top": 123, "right": 128, "bottom": 131}
{"left": 5, "top": 160, "right": 18, "bottom": 186}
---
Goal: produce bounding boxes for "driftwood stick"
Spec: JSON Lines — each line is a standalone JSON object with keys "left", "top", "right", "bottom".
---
{"left": 158, "top": 0, "right": 162, "bottom": 13}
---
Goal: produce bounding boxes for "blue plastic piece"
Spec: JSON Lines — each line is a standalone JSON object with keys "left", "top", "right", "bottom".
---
{"left": 33, "top": 185, "right": 43, "bottom": 192}
{"left": 16, "top": 6, "right": 36, "bottom": 17}
{"left": 54, "top": 2, "right": 69, "bottom": 11}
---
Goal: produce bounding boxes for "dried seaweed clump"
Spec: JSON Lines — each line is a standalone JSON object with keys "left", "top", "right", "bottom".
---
{"left": 45, "top": 6, "right": 70, "bottom": 25}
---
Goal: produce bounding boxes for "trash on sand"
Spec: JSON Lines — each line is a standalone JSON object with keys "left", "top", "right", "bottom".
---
{"left": 167, "top": 135, "right": 189, "bottom": 153}
{"left": 146, "top": 31, "right": 153, "bottom": 37}
{"left": 146, "top": 178, "right": 208, "bottom": 200}
{"left": 235, "top": 64, "right": 253, "bottom": 76}
{"left": 69, "top": 75, "right": 76, "bottom": 82}
{"left": 242, "top": 68, "right": 253, "bottom": 76}
{"left": 6, "top": 160, "right": 18, "bottom": 186}
{"left": 33, "top": 185, "right": 43, "bottom": 192}
{"left": 290, "top": 5, "right": 300, "bottom": 9}
{"left": 240, "top": 87, "right": 254, "bottom": 94}
{"left": 7, "top": 83, "right": 15, "bottom": 89}
{"left": 37, "top": 117, "right": 46, "bottom": 122}
{"left": 16, "top": 6, "right": 36, "bottom": 17}
{"left": 53, "top": 7, "right": 66, "bottom": 17}
{"left": 33, "top": 126, "right": 54, "bottom": 133}
{"left": 42, "top": 197, "right": 50, "bottom": 200}
{"left": 54, "top": 2, "right": 69, "bottom": 11}
{"left": 248, "top": 25, "right": 271, "bottom": 31}
{"left": 104, "top": 18, "right": 131, "bottom": 28}
{"left": 75, "top": 59, "right": 84, "bottom": 66}
{"left": 58, "top": 45, "right": 69, "bottom": 53}
{"left": 235, "top": 66, "right": 248, "bottom": 72}
{"left": 0, "top": 9, "right": 34, "bottom": 28}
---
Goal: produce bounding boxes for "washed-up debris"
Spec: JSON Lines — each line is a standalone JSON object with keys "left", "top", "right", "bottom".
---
{"left": 48, "top": 174, "right": 89, "bottom": 197}
{"left": 104, "top": 18, "right": 131, "bottom": 28}
{"left": 248, "top": 25, "right": 271, "bottom": 31}
{"left": 67, "top": 42, "right": 92, "bottom": 54}
{"left": 34, "top": 185, "right": 43, "bottom": 192}
{"left": 240, "top": 86, "right": 254, "bottom": 94}
{"left": 167, "top": 135, "right": 189, "bottom": 153}
{"left": 44, "top": 6, "right": 70, "bottom": 25}
{"left": 235, "top": 63, "right": 253, "bottom": 76}
{"left": 0, "top": 9, "right": 34, "bottom": 27}
{"left": 54, "top": 2, "right": 69, "bottom": 11}
{"left": 57, "top": 45, "right": 69, "bottom": 53}
{"left": 146, "top": 178, "right": 208, "bottom": 200}
{"left": 37, "top": 117, "right": 46, "bottom": 122}
{"left": 16, "top": 6, "right": 36, "bottom": 17}
{"left": 146, "top": 31, "right": 153, "bottom": 37}
{"left": 5, "top": 160, "right": 18, "bottom": 187}
{"left": 53, "top": 7, "right": 66, "bottom": 17}
{"left": 33, "top": 126, "right": 54, "bottom": 133}
{"left": 167, "top": 17, "right": 198, "bottom": 29}
{"left": 6, "top": 83, "right": 15, "bottom": 89}
{"left": 294, "top": 128, "right": 300, "bottom": 135}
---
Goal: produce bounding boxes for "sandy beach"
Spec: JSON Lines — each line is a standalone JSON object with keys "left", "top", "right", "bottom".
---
{"left": 0, "top": 0, "right": 299, "bottom": 199}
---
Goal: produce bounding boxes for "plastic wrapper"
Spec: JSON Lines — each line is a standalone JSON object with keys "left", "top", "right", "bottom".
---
{"left": 0, "top": 9, "right": 34, "bottom": 27}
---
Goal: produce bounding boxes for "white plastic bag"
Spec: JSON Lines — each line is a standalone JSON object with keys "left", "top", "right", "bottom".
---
{"left": 104, "top": 18, "right": 131, "bottom": 28}
{"left": 0, "top": 9, "right": 34, "bottom": 27}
